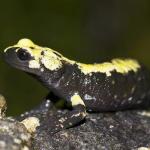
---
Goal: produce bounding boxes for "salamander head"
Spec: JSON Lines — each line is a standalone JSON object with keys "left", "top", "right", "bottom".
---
{"left": 4, "top": 38, "right": 63, "bottom": 75}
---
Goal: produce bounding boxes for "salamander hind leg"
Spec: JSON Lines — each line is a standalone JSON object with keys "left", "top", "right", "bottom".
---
{"left": 45, "top": 93, "right": 87, "bottom": 135}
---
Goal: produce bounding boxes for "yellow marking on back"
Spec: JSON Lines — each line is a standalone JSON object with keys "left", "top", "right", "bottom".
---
{"left": 4, "top": 39, "right": 141, "bottom": 75}
{"left": 71, "top": 93, "right": 85, "bottom": 106}
{"left": 77, "top": 59, "right": 140, "bottom": 76}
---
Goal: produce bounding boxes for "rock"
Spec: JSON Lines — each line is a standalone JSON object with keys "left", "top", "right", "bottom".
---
{"left": 0, "top": 95, "right": 7, "bottom": 118}
{"left": 1, "top": 96, "right": 150, "bottom": 150}
{"left": 32, "top": 110, "right": 150, "bottom": 150}
{"left": 17, "top": 99, "right": 150, "bottom": 150}
{"left": 0, "top": 95, "right": 32, "bottom": 150}
{"left": 0, "top": 118, "right": 31, "bottom": 150}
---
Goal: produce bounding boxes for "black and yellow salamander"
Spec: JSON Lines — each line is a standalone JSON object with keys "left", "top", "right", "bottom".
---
{"left": 3, "top": 39, "right": 150, "bottom": 134}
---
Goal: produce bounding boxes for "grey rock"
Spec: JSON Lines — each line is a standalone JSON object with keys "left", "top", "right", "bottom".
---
{"left": 1, "top": 98, "right": 150, "bottom": 150}
{"left": 32, "top": 110, "right": 150, "bottom": 150}
{"left": 17, "top": 100, "right": 150, "bottom": 150}
{"left": 0, "top": 118, "right": 31, "bottom": 150}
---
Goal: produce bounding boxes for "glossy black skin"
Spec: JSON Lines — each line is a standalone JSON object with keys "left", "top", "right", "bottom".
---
{"left": 4, "top": 47, "right": 150, "bottom": 111}
{"left": 46, "top": 64, "right": 150, "bottom": 111}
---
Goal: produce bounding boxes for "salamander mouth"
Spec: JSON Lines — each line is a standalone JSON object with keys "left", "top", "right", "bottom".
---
{"left": 5, "top": 58, "right": 27, "bottom": 70}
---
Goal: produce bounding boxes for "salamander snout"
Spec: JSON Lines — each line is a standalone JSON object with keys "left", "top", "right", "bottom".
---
{"left": 4, "top": 47, "right": 19, "bottom": 64}
{"left": 5, "top": 46, "right": 33, "bottom": 62}
{"left": 3, "top": 47, "right": 33, "bottom": 71}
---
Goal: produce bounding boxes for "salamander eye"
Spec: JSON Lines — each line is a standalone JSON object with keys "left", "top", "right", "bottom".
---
{"left": 17, "top": 48, "right": 32, "bottom": 61}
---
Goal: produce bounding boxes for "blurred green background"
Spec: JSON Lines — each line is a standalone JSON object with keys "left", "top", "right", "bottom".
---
{"left": 0, "top": 0, "right": 150, "bottom": 116}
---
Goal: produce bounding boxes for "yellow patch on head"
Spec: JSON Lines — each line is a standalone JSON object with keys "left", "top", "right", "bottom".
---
{"left": 17, "top": 39, "right": 63, "bottom": 70}
{"left": 77, "top": 58, "right": 140, "bottom": 76}
{"left": 71, "top": 93, "right": 85, "bottom": 106}
{"left": 29, "top": 60, "right": 41, "bottom": 69}
{"left": 41, "top": 50, "right": 62, "bottom": 70}
{"left": 6, "top": 38, "right": 63, "bottom": 70}
{"left": 17, "top": 39, "right": 35, "bottom": 47}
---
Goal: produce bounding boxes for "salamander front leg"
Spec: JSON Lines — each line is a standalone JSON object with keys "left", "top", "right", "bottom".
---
{"left": 58, "top": 94, "right": 86, "bottom": 129}
{"left": 43, "top": 93, "right": 87, "bottom": 135}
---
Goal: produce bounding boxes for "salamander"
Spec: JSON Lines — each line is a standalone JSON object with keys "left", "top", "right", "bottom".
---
{"left": 3, "top": 39, "right": 150, "bottom": 134}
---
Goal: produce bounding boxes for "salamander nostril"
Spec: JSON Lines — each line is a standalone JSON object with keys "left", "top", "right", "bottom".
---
{"left": 17, "top": 48, "right": 32, "bottom": 61}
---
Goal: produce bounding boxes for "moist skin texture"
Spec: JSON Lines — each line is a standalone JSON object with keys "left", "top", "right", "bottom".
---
{"left": 4, "top": 38, "right": 150, "bottom": 134}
